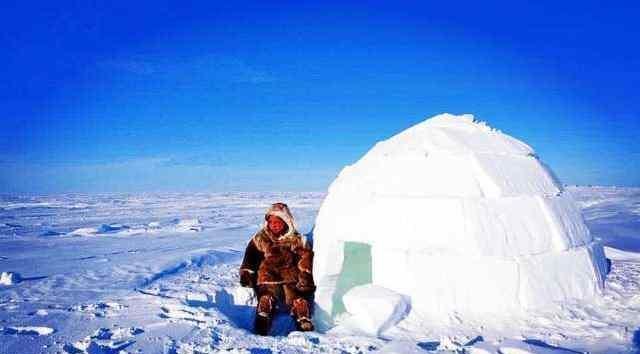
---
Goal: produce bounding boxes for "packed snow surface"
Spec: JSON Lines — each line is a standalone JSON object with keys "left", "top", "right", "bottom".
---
{"left": 314, "top": 114, "right": 607, "bottom": 325}
{"left": 1, "top": 187, "right": 640, "bottom": 353}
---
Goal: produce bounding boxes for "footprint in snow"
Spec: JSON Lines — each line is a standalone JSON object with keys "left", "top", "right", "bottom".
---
{"left": 63, "top": 326, "right": 143, "bottom": 354}
{"left": 159, "top": 304, "right": 219, "bottom": 326}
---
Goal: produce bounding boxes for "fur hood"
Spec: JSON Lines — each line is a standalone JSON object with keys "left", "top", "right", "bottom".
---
{"left": 263, "top": 202, "right": 297, "bottom": 238}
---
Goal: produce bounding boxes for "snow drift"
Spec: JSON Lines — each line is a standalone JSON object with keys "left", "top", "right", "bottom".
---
{"left": 313, "top": 114, "right": 608, "bottom": 328}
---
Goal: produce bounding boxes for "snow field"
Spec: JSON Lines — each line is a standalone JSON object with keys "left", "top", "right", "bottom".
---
{"left": 0, "top": 188, "right": 638, "bottom": 353}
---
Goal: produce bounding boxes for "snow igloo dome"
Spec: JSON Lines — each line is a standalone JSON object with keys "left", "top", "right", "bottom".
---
{"left": 312, "top": 113, "right": 608, "bottom": 326}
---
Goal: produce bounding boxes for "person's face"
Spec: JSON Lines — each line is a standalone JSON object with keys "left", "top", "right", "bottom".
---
{"left": 267, "top": 215, "right": 286, "bottom": 235}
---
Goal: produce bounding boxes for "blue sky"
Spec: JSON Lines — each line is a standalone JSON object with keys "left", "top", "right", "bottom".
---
{"left": 1, "top": 1, "right": 639, "bottom": 193}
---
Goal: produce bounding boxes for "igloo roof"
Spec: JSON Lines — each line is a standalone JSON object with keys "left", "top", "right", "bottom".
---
{"left": 331, "top": 113, "right": 561, "bottom": 199}
{"left": 315, "top": 114, "right": 589, "bottom": 256}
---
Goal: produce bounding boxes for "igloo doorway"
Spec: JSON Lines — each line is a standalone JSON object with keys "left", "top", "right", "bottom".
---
{"left": 331, "top": 242, "right": 372, "bottom": 317}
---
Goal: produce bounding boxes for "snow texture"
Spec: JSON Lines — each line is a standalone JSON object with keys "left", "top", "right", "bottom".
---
{"left": 313, "top": 114, "right": 608, "bottom": 325}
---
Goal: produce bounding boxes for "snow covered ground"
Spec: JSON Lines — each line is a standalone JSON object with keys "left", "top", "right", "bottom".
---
{"left": 0, "top": 187, "right": 639, "bottom": 353}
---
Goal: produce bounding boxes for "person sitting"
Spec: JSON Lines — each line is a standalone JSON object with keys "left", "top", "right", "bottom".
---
{"left": 239, "top": 202, "right": 315, "bottom": 335}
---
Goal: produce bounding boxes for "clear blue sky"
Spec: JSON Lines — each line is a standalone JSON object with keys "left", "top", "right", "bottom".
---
{"left": 1, "top": 1, "right": 639, "bottom": 193}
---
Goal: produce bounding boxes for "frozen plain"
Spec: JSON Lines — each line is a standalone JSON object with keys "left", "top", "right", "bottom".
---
{"left": 0, "top": 187, "right": 639, "bottom": 354}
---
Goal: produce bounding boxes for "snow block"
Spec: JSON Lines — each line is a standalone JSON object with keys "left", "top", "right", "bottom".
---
{"left": 471, "top": 153, "right": 561, "bottom": 197}
{"left": 348, "top": 152, "right": 488, "bottom": 198}
{"left": 540, "top": 193, "right": 593, "bottom": 249}
{"left": 518, "top": 242, "right": 606, "bottom": 308}
{"left": 462, "top": 194, "right": 592, "bottom": 257}
{"left": 341, "top": 284, "right": 410, "bottom": 336}
{"left": 462, "top": 196, "right": 560, "bottom": 257}
{"left": 371, "top": 247, "right": 522, "bottom": 315}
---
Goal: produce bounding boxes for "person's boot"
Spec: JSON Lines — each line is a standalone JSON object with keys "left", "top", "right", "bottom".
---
{"left": 292, "top": 298, "right": 314, "bottom": 332}
{"left": 254, "top": 312, "right": 272, "bottom": 335}
{"left": 255, "top": 295, "right": 274, "bottom": 335}
{"left": 295, "top": 316, "right": 314, "bottom": 332}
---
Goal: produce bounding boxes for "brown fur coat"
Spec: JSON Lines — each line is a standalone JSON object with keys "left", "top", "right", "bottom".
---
{"left": 239, "top": 203, "right": 315, "bottom": 290}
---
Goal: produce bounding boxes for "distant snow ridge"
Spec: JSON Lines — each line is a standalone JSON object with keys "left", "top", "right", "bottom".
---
{"left": 67, "top": 218, "right": 204, "bottom": 236}
{"left": 313, "top": 113, "right": 609, "bottom": 329}
{"left": 68, "top": 224, "right": 130, "bottom": 236}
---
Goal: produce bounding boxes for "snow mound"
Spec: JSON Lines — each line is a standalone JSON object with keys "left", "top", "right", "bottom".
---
{"left": 67, "top": 218, "right": 204, "bottom": 237}
{"left": 70, "top": 302, "right": 126, "bottom": 318}
{"left": 68, "top": 224, "right": 129, "bottom": 236}
{"left": 0, "top": 326, "right": 54, "bottom": 336}
{"left": 0, "top": 271, "right": 21, "bottom": 285}
{"left": 340, "top": 284, "right": 410, "bottom": 336}
{"left": 173, "top": 218, "right": 203, "bottom": 232}
{"left": 313, "top": 113, "right": 608, "bottom": 328}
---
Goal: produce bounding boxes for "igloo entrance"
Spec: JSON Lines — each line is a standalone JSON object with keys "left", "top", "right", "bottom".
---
{"left": 331, "top": 242, "right": 372, "bottom": 317}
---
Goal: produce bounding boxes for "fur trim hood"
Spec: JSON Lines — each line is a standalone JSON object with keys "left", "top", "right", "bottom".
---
{"left": 263, "top": 202, "right": 297, "bottom": 238}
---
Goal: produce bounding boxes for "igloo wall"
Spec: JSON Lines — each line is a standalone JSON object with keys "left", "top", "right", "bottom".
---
{"left": 313, "top": 114, "right": 608, "bottom": 326}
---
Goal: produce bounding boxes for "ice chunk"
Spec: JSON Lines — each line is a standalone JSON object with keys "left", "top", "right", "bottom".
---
{"left": 174, "top": 218, "right": 203, "bottom": 232}
{"left": 0, "top": 271, "right": 21, "bottom": 285}
{"left": 147, "top": 221, "right": 162, "bottom": 229}
{"left": 340, "top": 284, "right": 410, "bottom": 336}
{"left": 0, "top": 326, "right": 54, "bottom": 336}
{"left": 229, "top": 286, "right": 256, "bottom": 306}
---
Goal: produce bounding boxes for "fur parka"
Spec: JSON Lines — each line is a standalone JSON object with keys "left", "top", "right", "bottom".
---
{"left": 239, "top": 203, "right": 315, "bottom": 291}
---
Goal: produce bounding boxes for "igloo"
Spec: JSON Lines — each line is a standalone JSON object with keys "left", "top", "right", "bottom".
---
{"left": 312, "top": 114, "right": 608, "bottom": 327}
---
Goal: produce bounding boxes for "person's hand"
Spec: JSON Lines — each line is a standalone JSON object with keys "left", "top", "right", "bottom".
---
{"left": 240, "top": 270, "right": 255, "bottom": 288}
{"left": 296, "top": 272, "right": 316, "bottom": 294}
